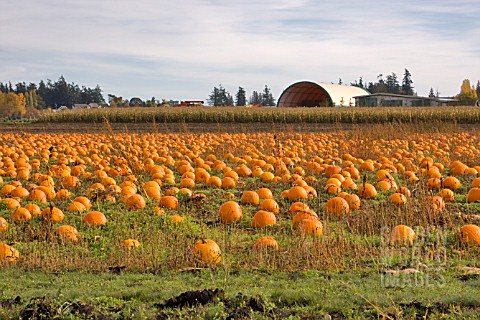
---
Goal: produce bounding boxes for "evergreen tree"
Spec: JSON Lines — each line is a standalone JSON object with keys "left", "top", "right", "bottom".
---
{"left": 428, "top": 88, "right": 435, "bottom": 98}
{"left": 235, "top": 87, "right": 246, "bottom": 106}
{"left": 262, "top": 85, "right": 276, "bottom": 106}
{"left": 401, "top": 69, "right": 414, "bottom": 95}
{"left": 249, "top": 91, "right": 262, "bottom": 105}
{"left": 207, "top": 84, "right": 233, "bottom": 106}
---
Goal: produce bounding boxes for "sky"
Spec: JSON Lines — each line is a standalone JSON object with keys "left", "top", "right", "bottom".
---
{"left": 1, "top": 0, "right": 479, "bottom": 102}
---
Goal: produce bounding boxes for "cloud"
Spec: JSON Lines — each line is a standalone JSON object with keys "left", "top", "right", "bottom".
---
{"left": 1, "top": 0, "right": 479, "bottom": 100}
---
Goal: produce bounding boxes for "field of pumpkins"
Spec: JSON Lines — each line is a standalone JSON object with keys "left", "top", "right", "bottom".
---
{"left": 1, "top": 128, "right": 480, "bottom": 273}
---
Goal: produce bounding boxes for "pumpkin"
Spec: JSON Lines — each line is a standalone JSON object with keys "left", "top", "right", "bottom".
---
{"left": 121, "top": 239, "right": 141, "bottom": 249}
{"left": 467, "top": 188, "right": 480, "bottom": 203}
{"left": 289, "top": 202, "right": 310, "bottom": 215}
{"left": 11, "top": 207, "right": 32, "bottom": 222}
{"left": 159, "top": 195, "right": 179, "bottom": 209}
{"left": 73, "top": 196, "right": 92, "bottom": 209}
{"left": 125, "top": 194, "right": 146, "bottom": 210}
{"left": 358, "top": 183, "right": 377, "bottom": 199}
{"left": 342, "top": 194, "right": 361, "bottom": 210}
{"left": 192, "top": 239, "right": 221, "bottom": 265}
{"left": 11, "top": 186, "right": 29, "bottom": 199}
{"left": 240, "top": 191, "right": 260, "bottom": 205}
{"left": 259, "top": 199, "right": 280, "bottom": 214}
{"left": 390, "top": 225, "right": 415, "bottom": 246}
{"left": 442, "top": 176, "right": 461, "bottom": 190}
{"left": 389, "top": 193, "right": 407, "bottom": 205}
{"left": 42, "top": 207, "right": 65, "bottom": 222}
{"left": 221, "top": 177, "right": 237, "bottom": 189}
{"left": 256, "top": 188, "right": 273, "bottom": 200}
{"left": 82, "top": 211, "right": 107, "bottom": 226}
{"left": 260, "top": 172, "right": 275, "bottom": 183}
{"left": 298, "top": 218, "right": 323, "bottom": 237}
{"left": 439, "top": 188, "right": 455, "bottom": 202}
{"left": 55, "top": 225, "right": 79, "bottom": 242}
{"left": 207, "top": 176, "right": 222, "bottom": 188}
{"left": 0, "top": 243, "right": 19, "bottom": 262}
{"left": 253, "top": 236, "right": 278, "bottom": 250}
{"left": 252, "top": 210, "right": 276, "bottom": 228}
{"left": 325, "top": 197, "right": 349, "bottom": 216}
{"left": 287, "top": 186, "right": 308, "bottom": 201}
{"left": 62, "top": 176, "right": 80, "bottom": 189}
{"left": 0, "top": 217, "right": 8, "bottom": 232}
{"left": 458, "top": 224, "right": 480, "bottom": 245}
{"left": 218, "top": 201, "right": 243, "bottom": 223}
{"left": 170, "top": 215, "right": 184, "bottom": 223}
{"left": 67, "top": 201, "right": 87, "bottom": 212}
{"left": 25, "top": 203, "right": 41, "bottom": 216}
{"left": 292, "top": 210, "right": 318, "bottom": 228}
{"left": 3, "top": 198, "right": 21, "bottom": 210}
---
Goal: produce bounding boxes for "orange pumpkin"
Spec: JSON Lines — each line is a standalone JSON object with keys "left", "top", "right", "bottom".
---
{"left": 82, "top": 211, "right": 107, "bottom": 226}
{"left": 390, "top": 225, "right": 415, "bottom": 246}
{"left": 298, "top": 218, "right": 323, "bottom": 237}
{"left": 41, "top": 207, "right": 65, "bottom": 222}
{"left": 287, "top": 186, "right": 308, "bottom": 201}
{"left": 55, "top": 225, "right": 79, "bottom": 242}
{"left": 218, "top": 201, "right": 243, "bottom": 224}
{"left": 240, "top": 191, "right": 260, "bottom": 205}
{"left": 121, "top": 239, "right": 141, "bottom": 249}
{"left": 192, "top": 239, "right": 221, "bottom": 265}
{"left": 125, "top": 194, "right": 146, "bottom": 210}
{"left": 0, "top": 217, "right": 9, "bottom": 231}
{"left": 458, "top": 224, "right": 480, "bottom": 245}
{"left": 252, "top": 210, "right": 276, "bottom": 228}
{"left": 159, "top": 195, "right": 179, "bottom": 209}
{"left": 259, "top": 199, "right": 280, "bottom": 214}
{"left": 11, "top": 207, "right": 32, "bottom": 222}
{"left": 253, "top": 236, "right": 279, "bottom": 250}
{"left": 325, "top": 197, "right": 349, "bottom": 216}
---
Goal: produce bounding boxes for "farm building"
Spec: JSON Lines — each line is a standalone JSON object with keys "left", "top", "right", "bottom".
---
{"left": 277, "top": 81, "right": 370, "bottom": 107}
{"left": 353, "top": 93, "right": 457, "bottom": 107}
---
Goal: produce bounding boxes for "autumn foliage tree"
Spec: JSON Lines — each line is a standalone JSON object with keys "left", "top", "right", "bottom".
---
{"left": 457, "top": 79, "right": 478, "bottom": 100}
{"left": 0, "top": 92, "right": 27, "bottom": 118}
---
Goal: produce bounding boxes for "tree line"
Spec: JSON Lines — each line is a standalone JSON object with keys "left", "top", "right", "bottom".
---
{"left": 207, "top": 84, "right": 275, "bottom": 107}
{"left": 0, "top": 76, "right": 105, "bottom": 110}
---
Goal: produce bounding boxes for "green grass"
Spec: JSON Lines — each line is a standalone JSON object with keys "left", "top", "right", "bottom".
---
{"left": 2, "top": 268, "right": 480, "bottom": 319}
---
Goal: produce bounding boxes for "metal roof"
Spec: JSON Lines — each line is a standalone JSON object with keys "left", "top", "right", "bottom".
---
{"left": 277, "top": 81, "right": 370, "bottom": 107}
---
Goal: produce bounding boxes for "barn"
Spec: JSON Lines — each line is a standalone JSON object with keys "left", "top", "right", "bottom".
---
{"left": 277, "top": 81, "right": 370, "bottom": 107}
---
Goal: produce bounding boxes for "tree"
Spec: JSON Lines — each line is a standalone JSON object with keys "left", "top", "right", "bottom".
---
{"left": 458, "top": 79, "right": 478, "bottom": 100}
{"left": 0, "top": 92, "right": 26, "bottom": 117}
{"left": 401, "top": 69, "right": 414, "bottom": 95}
{"left": 428, "top": 88, "right": 435, "bottom": 98}
{"left": 476, "top": 81, "right": 480, "bottom": 98}
{"left": 249, "top": 91, "right": 262, "bottom": 105}
{"left": 207, "top": 84, "right": 233, "bottom": 106}
{"left": 129, "top": 97, "right": 145, "bottom": 107}
{"left": 262, "top": 85, "right": 276, "bottom": 106}
{"left": 385, "top": 73, "right": 400, "bottom": 94}
{"left": 235, "top": 87, "right": 246, "bottom": 106}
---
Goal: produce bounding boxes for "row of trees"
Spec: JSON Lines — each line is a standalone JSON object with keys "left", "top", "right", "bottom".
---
{"left": 0, "top": 76, "right": 105, "bottom": 109}
{"left": 207, "top": 84, "right": 276, "bottom": 106}
{"left": 348, "top": 69, "right": 415, "bottom": 95}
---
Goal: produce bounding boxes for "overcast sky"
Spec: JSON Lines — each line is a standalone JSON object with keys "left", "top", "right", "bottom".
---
{"left": 1, "top": 0, "right": 479, "bottom": 102}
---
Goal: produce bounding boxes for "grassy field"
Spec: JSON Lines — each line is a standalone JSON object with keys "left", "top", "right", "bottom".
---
{"left": 1, "top": 120, "right": 480, "bottom": 319}
{"left": 34, "top": 106, "right": 480, "bottom": 124}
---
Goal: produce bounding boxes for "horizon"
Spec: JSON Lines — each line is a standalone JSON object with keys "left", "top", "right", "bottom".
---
{"left": 1, "top": 0, "right": 479, "bottom": 102}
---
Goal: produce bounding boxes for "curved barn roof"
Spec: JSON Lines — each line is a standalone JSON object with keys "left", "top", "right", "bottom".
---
{"left": 277, "top": 81, "right": 370, "bottom": 107}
